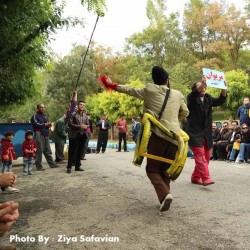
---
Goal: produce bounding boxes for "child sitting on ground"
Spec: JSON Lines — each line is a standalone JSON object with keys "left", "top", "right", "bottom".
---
{"left": 22, "top": 130, "right": 37, "bottom": 175}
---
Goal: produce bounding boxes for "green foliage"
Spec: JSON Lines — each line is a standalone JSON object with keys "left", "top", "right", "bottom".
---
{"left": 45, "top": 45, "right": 99, "bottom": 121}
{"left": 81, "top": 0, "right": 106, "bottom": 14}
{"left": 0, "top": 0, "right": 82, "bottom": 105}
{"left": 126, "top": 0, "right": 189, "bottom": 68}
{"left": 169, "top": 63, "right": 200, "bottom": 96}
{"left": 86, "top": 80, "right": 144, "bottom": 124}
{"left": 225, "top": 70, "right": 250, "bottom": 118}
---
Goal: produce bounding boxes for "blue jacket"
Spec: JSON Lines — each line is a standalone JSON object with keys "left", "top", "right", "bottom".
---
{"left": 237, "top": 104, "right": 250, "bottom": 126}
{"left": 31, "top": 112, "right": 50, "bottom": 137}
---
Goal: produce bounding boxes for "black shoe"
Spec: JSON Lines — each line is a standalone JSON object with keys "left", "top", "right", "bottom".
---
{"left": 96, "top": 151, "right": 99, "bottom": 154}
{"left": 50, "top": 164, "right": 59, "bottom": 168}
{"left": 116, "top": 150, "right": 121, "bottom": 152}
{"left": 56, "top": 160, "right": 66, "bottom": 164}
{"left": 124, "top": 150, "right": 129, "bottom": 152}
{"left": 102, "top": 151, "right": 105, "bottom": 153}
{"left": 66, "top": 168, "right": 71, "bottom": 174}
{"left": 36, "top": 168, "right": 45, "bottom": 171}
{"left": 75, "top": 167, "right": 84, "bottom": 171}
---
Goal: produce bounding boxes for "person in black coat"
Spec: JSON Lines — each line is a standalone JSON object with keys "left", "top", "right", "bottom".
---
{"left": 185, "top": 76, "right": 227, "bottom": 186}
{"left": 96, "top": 114, "right": 111, "bottom": 153}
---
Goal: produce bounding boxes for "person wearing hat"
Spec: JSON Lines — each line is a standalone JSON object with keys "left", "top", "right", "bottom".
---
{"left": 97, "top": 66, "right": 189, "bottom": 212}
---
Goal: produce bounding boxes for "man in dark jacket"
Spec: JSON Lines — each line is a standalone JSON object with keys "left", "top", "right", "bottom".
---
{"left": 185, "top": 77, "right": 227, "bottom": 186}
{"left": 96, "top": 114, "right": 111, "bottom": 153}
{"left": 237, "top": 97, "right": 250, "bottom": 126}
{"left": 66, "top": 101, "right": 89, "bottom": 174}
{"left": 31, "top": 104, "right": 59, "bottom": 171}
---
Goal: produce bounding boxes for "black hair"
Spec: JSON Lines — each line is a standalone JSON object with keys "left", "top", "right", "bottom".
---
{"left": 4, "top": 131, "right": 15, "bottom": 137}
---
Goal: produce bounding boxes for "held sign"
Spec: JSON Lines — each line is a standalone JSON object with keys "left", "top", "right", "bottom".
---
{"left": 202, "top": 68, "right": 227, "bottom": 89}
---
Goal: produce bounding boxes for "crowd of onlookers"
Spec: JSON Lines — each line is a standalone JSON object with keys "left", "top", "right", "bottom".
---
{"left": 211, "top": 97, "right": 250, "bottom": 163}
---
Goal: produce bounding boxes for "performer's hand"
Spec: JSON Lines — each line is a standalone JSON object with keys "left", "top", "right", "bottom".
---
{"left": 98, "top": 75, "right": 118, "bottom": 91}
{"left": 221, "top": 81, "right": 227, "bottom": 96}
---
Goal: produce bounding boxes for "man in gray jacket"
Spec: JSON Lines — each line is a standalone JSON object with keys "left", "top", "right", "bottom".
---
{"left": 66, "top": 101, "right": 89, "bottom": 174}
{"left": 98, "top": 66, "right": 189, "bottom": 212}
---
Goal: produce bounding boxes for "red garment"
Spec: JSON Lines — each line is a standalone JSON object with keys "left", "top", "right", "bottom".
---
{"left": 190, "top": 138, "right": 212, "bottom": 183}
{"left": 116, "top": 119, "right": 128, "bottom": 133}
{"left": 1, "top": 137, "right": 17, "bottom": 161}
{"left": 97, "top": 75, "right": 118, "bottom": 91}
{"left": 22, "top": 139, "right": 37, "bottom": 158}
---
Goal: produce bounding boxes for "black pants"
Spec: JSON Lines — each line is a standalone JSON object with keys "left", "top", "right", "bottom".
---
{"left": 81, "top": 132, "right": 91, "bottom": 158}
{"left": 217, "top": 142, "right": 230, "bottom": 160}
{"left": 55, "top": 142, "right": 65, "bottom": 162}
{"left": 96, "top": 131, "right": 109, "bottom": 153}
{"left": 67, "top": 134, "right": 87, "bottom": 169}
{"left": 118, "top": 133, "right": 127, "bottom": 151}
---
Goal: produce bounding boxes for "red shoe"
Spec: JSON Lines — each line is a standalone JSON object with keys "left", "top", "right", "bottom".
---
{"left": 191, "top": 180, "right": 203, "bottom": 185}
{"left": 203, "top": 181, "right": 215, "bottom": 186}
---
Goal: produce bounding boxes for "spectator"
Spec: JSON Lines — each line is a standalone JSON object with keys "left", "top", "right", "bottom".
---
{"left": 31, "top": 104, "right": 59, "bottom": 171}
{"left": 185, "top": 76, "right": 227, "bottom": 186}
{"left": 0, "top": 172, "right": 16, "bottom": 188}
{"left": 0, "top": 201, "right": 19, "bottom": 237}
{"left": 132, "top": 116, "right": 141, "bottom": 143}
{"left": 53, "top": 115, "right": 67, "bottom": 163}
{"left": 1, "top": 131, "right": 17, "bottom": 173}
{"left": 216, "top": 121, "right": 234, "bottom": 161}
{"left": 237, "top": 97, "right": 250, "bottom": 126}
{"left": 211, "top": 122, "right": 220, "bottom": 160}
{"left": 116, "top": 114, "right": 129, "bottom": 152}
{"left": 66, "top": 101, "right": 89, "bottom": 174}
{"left": 22, "top": 130, "right": 37, "bottom": 175}
{"left": 81, "top": 114, "right": 93, "bottom": 159}
{"left": 0, "top": 132, "right": 20, "bottom": 194}
{"left": 230, "top": 123, "right": 250, "bottom": 163}
{"left": 96, "top": 114, "right": 111, "bottom": 154}
{"left": 213, "top": 122, "right": 232, "bottom": 159}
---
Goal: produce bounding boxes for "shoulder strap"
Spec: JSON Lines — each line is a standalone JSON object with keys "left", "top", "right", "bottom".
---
{"left": 159, "top": 89, "right": 170, "bottom": 120}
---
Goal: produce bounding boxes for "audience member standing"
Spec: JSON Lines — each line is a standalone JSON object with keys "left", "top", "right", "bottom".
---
{"left": 22, "top": 130, "right": 37, "bottom": 175}
{"left": 237, "top": 97, "right": 250, "bottom": 126}
{"left": 185, "top": 76, "right": 227, "bottom": 186}
{"left": 31, "top": 104, "right": 59, "bottom": 171}
{"left": 1, "top": 132, "right": 19, "bottom": 194}
{"left": 116, "top": 114, "right": 129, "bottom": 152}
{"left": 66, "top": 101, "right": 89, "bottom": 174}
{"left": 1, "top": 131, "right": 16, "bottom": 173}
{"left": 132, "top": 116, "right": 141, "bottom": 143}
{"left": 96, "top": 114, "right": 111, "bottom": 153}
{"left": 81, "top": 114, "right": 93, "bottom": 160}
{"left": 53, "top": 115, "right": 67, "bottom": 163}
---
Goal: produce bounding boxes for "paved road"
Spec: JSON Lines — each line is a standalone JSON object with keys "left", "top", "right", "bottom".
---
{"left": 1, "top": 145, "right": 250, "bottom": 250}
